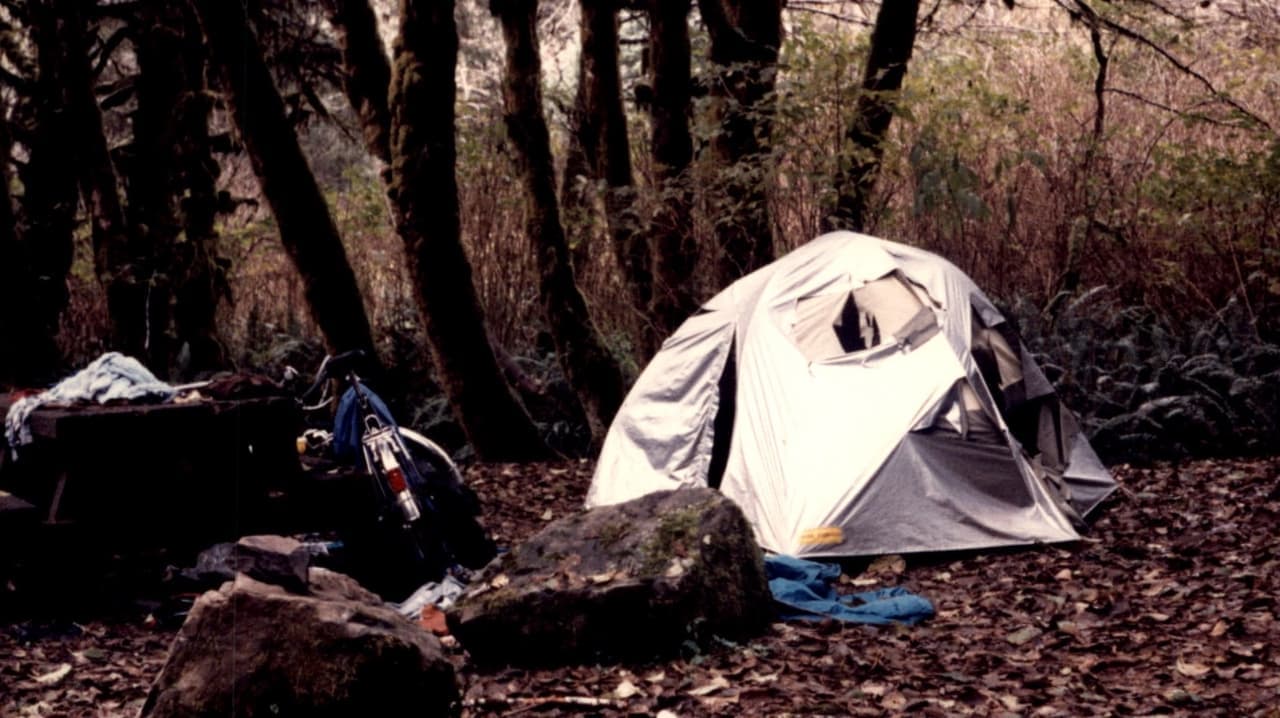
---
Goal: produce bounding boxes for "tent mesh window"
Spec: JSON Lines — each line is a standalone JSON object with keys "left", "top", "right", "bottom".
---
{"left": 791, "top": 271, "right": 938, "bottom": 362}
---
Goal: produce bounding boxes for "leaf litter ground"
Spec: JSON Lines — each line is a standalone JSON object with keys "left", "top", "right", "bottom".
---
{"left": 2, "top": 456, "right": 1278, "bottom": 716}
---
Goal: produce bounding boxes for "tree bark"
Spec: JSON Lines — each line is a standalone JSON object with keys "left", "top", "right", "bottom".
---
{"left": 490, "top": 0, "right": 627, "bottom": 441}
{"left": 389, "top": 0, "right": 551, "bottom": 460}
{"left": 0, "top": 98, "right": 24, "bottom": 387}
{"left": 646, "top": 0, "right": 698, "bottom": 347}
{"left": 171, "top": 4, "right": 230, "bottom": 376}
{"left": 323, "top": 0, "right": 393, "bottom": 166}
{"left": 2, "top": 2, "right": 79, "bottom": 386}
{"left": 697, "top": 0, "right": 782, "bottom": 288}
{"left": 827, "top": 0, "right": 920, "bottom": 233}
{"left": 60, "top": 0, "right": 148, "bottom": 364}
{"left": 561, "top": 0, "right": 645, "bottom": 313}
{"left": 1047, "top": 3, "right": 1109, "bottom": 322}
{"left": 194, "top": 0, "right": 378, "bottom": 360}
{"left": 126, "top": 3, "right": 190, "bottom": 374}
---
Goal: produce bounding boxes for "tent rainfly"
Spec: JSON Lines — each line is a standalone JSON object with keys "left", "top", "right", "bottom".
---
{"left": 586, "top": 232, "right": 1116, "bottom": 558}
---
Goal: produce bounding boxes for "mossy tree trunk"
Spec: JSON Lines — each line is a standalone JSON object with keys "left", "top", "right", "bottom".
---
{"left": 323, "top": 0, "right": 392, "bottom": 166}
{"left": 827, "top": 0, "right": 920, "bottom": 233}
{"left": 697, "top": 0, "right": 782, "bottom": 289}
{"left": 125, "top": 3, "right": 206, "bottom": 375}
{"left": 490, "top": 0, "right": 627, "bottom": 441}
{"left": 561, "top": 0, "right": 645, "bottom": 316}
{"left": 60, "top": 0, "right": 150, "bottom": 365}
{"left": 0, "top": 100, "right": 24, "bottom": 387}
{"left": 646, "top": 0, "right": 698, "bottom": 349}
{"left": 389, "top": 0, "right": 550, "bottom": 461}
{"left": 194, "top": 0, "right": 378, "bottom": 361}
{"left": 171, "top": 4, "right": 230, "bottom": 376}
{"left": 1, "top": 2, "right": 79, "bottom": 386}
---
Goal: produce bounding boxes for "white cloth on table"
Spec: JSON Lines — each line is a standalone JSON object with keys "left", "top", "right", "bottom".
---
{"left": 3, "top": 352, "right": 176, "bottom": 455}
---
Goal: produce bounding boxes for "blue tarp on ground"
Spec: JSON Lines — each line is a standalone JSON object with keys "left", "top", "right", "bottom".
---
{"left": 765, "top": 554, "right": 934, "bottom": 625}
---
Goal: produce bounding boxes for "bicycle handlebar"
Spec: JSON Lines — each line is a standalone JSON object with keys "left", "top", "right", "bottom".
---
{"left": 299, "top": 349, "right": 368, "bottom": 405}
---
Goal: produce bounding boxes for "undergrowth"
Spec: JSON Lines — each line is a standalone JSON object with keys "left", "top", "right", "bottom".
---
{"left": 1007, "top": 289, "right": 1280, "bottom": 463}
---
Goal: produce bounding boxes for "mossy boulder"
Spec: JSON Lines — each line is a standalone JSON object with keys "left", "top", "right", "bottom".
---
{"left": 446, "top": 487, "right": 771, "bottom": 665}
{"left": 141, "top": 568, "right": 456, "bottom": 717}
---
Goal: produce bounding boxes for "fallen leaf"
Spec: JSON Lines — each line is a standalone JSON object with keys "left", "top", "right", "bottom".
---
{"left": 880, "top": 692, "right": 907, "bottom": 710}
{"left": 33, "top": 663, "right": 72, "bottom": 686}
{"left": 1001, "top": 694, "right": 1024, "bottom": 710}
{"left": 1175, "top": 659, "right": 1211, "bottom": 678}
{"left": 859, "top": 681, "right": 888, "bottom": 697}
{"left": 868, "top": 554, "right": 906, "bottom": 575}
{"left": 1006, "top": 626, "right": 1043, "bottom": 646}
{"left": 700, "top": 695, "right": 740, "bottom": 708}
{"left": 615, "top": 679, "right": 640, "bottom": 699}
{"left": 687, "top": 675, "right": 730, "bottom": 696}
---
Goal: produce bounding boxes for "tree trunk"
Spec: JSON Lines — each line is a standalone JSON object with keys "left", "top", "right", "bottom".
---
{"left": 697, "top": 0, "right": 782, "bottom": 288}
{"left": 827, "top": 0, "right": 920, "bottom": 233}
{"left": 171, "top": 4, "right": 230, "bottom": 376}
{"left": 561, "top": 0, "right": 645, "bottom": 314}
{"left": 0, "top": 99, "right": 23, "bottom": 387}
{"left": 127, "top": 3, "right": 191, "bottom": 375}
{"left": 2, "top": 2, "right": 79, "bottom": 386}
{"left": 389, "top": 0, "right": 550, "bottom": 461}
{"left": 646, "top": 0, "right": 698, "bottom": 347}
{"left": 194, "top": 0, "right": 378, "bottom": 360}
{"left": 324, "top": 0, "right": 393, "bottom": 166}
{"left": 60, "top": 0, "right": 148, "bottom": 363}
{"left": 490, "top": 0, "right": 627, "bottom": 440}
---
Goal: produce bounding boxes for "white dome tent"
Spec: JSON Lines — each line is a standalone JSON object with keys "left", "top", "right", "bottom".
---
{"left": 587, "top": 232, "right": 1115, "bottom": 558}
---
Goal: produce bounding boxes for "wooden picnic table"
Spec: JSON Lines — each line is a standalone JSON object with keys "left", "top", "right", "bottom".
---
{"left": 0, "top": 393, "right": 305, "bottom": 551}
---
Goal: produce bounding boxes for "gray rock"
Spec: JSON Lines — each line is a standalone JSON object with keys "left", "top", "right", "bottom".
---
{"left": 447, "top": 487, "right": 771, "bottom": 665}
{"left": 140, "top": 571, "right": 456, "bottom": 717}
{"left": 186, "top": 534, "right": 311, "bottom": 593}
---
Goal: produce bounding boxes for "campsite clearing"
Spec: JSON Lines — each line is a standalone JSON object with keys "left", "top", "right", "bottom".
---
{"left": 2, "top": 455, "right": 1278, "bottom": 716}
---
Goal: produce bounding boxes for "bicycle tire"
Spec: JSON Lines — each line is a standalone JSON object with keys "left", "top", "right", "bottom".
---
{"left": 397, "top": 429, "right": 497, "bottom": 570}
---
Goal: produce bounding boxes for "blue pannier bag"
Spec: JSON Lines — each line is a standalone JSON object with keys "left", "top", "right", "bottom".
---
{"left": 333, "top": 385, "right": 398, "bottom": 462}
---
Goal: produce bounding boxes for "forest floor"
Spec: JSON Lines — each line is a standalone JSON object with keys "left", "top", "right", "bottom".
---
{"left": 1, "top": 456, "right": 1278, "bottom": 717}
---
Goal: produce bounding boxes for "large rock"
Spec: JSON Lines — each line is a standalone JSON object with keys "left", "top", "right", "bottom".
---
{"left": 183, "top": 535, "right": 312, "bottom": 593}
{"left": 141, "top": 568, "right": 456, "bottom": 717}
{"left": 447, "top": 487, "right": 772, "bottom": 665}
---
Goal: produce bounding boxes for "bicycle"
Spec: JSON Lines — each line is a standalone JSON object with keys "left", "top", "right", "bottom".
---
{"left": 297, "top": 350, "right": 496, "bottom": 598}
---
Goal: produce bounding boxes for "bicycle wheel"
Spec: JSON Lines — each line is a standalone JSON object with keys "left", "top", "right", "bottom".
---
{"left": 398, "top": 429, "right": 497, "bottom": 570}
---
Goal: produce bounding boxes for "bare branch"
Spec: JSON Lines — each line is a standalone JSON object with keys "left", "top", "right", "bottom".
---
{"left": 1059, "top": 0, "right": 1273, "bottom": 133}
{"left": 1105, "top": 86, "right": 1258, "bottom": 129}
{"left": 1118, "top": 0, "right": 1196, "bottom": 25}
{"left": 919, "top": 0, "right": 945, "bottom": 29}
{"left": 785, "top": 5, "right": 872, "bottom": 27}
{"left": 88, "top": 25, "right": 132, "bottom": 80}
{"left": 1088, "top": 18, "right": 1107, "bottom": 142}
